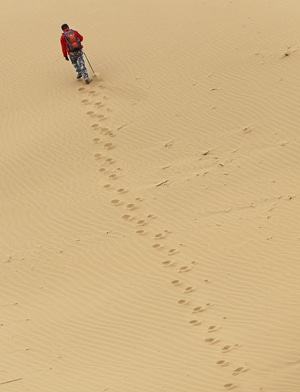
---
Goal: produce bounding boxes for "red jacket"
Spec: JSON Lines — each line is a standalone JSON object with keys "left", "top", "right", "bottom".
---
{"left": 60, "top": 28, "right": 83, "bottom": 57}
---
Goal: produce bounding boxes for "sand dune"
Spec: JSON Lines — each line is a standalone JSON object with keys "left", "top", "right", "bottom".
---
{"left": 1, "top": 0, "right": 300, "bottom": 391}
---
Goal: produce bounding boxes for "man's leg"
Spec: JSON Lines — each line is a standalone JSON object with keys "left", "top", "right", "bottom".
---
{"left": 77, "top": 51, "right": 90, "bottom": 82}
{"left": 69, "top": 52, "right": 82, "bottom": 78}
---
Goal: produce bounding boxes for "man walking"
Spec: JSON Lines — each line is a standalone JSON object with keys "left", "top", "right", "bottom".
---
{"left": 60, "top": 24, "right": 91, "bottom": 84}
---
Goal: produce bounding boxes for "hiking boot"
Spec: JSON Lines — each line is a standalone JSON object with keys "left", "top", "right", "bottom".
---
{"left": 84, "top": 78, "right": 91, "bottom": 84}
{"left": 77, "top": 73, "right": 82, "bottom": 79}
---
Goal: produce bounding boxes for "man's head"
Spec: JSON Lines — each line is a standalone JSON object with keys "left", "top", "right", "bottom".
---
{"left": 61, "top": 24, "right": 69, "bottom": 31}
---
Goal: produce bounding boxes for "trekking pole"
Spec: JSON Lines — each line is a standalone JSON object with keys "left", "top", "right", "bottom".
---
{"left": 83, "top": 52, "right": 95, "bottom": 74}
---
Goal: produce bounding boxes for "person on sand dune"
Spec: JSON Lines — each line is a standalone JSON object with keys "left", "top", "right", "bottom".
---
{"left": 60, "top": 23, "right": 91, "bottom": 84}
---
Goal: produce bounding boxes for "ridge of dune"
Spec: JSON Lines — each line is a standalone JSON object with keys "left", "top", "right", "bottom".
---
{"left": 1, "top": 1, "right": 300, "bottom": 391}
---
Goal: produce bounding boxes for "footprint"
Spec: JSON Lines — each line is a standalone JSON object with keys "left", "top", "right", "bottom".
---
{"left": 171, "top": 279, "right": 182, "bottom": 286}
{"left": 78, "top": 87, "right": 86, "bottom": 92}
{"left": 224, "top": 384, "right": 237, "bottom": 390}
{"left": 222, "top": 345, "right": 233, "bottom": 353}
{"left": 105, "top": 158, "right": 114, "bottom": 164}
{"left": 97, "top": 114, "right": 107, "bottom": 120}
{"left": 109, "top": 174, "right": 118, "bottom": 180}
{"left": 232, "top": 367, "right": 249, "bottom": 376}
{"left": 100, "top": 127, "right": 109, "bottom": 133}
{"left": 208, "top": 325, "right": 221, "bottom": 333}
{"left": 177, "top": 299, "right": 189, "bottom": 305}
{"left": 216, "top": 360, "right": 230, "bottom": 367}
{"left": 154, "top": 233, "right": 164, "bottom": 239}
{"left": 105, "top": 130, "right": 113, "bottom": 136}
{"left": 94, "top": 153, "right": 102, "bottom": 160}
{"left": 104, "top": 184, "right": 112, "bottom": 189}
{"left": 91, "top": 123, "right": 100, "bottom": 129}
{"left": 104, "top": 143, "right": 114, "bottom": 150}
{"left": 88, "top": 90, "right": 96, "bottom": 95}
{"left": 152, "top": 243, "right": 163, "bottom": 250}
{"left": 93, "top": 138, "right": 101, "bottom": 144}
{"left": 94, "top": 101, "right": 104, "bottom": 107}
{"left": 168, "top": 248, "right": 178, "bottom": 256}
{"left": 87, "top": 111, "right": 95, "bottom": 116}
{"left": 137, "top": 220, "right": 146, "bottom": 226}
{"left": 110, "top": 199, "right": 121, "bottom": 206}
{"left": 81, "top": 99, "right": 90, "bottom": 104}
{"left": 192, "top": 306, "right": 206, "bottom": 313}
{"left": 184, "top": 286, "right": 194, "bottom": 293}
{"left": 204, "top": 337, "right": 220, "bottom": 345}
{"left": 117, "top": 188, "right": 127, "bottom": 194}
{"left": 122, "top": 214, "right": 131, "bottom": 221}
{"left": 189, "top": 320, "right": 202, "bottom": 326}
{"left": 222, "top": 344, "right": 241, "bottom": 354}
{"left": 161, "top": 260, "right": 174, "bottom": 267}
{"left": 99, "top": 168, "right": 106, "bottom": 173}
{"left": 179, "top": 266, "right": 190, "bottom": 273}
{"left": 136, "top": 229, "right": 145, "bottom": 235}
{"left": 126, "top": 204, "right": 136, "bottom": 210}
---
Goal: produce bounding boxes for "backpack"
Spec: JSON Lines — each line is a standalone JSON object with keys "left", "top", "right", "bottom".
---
{"left": 64, "top": 29, "right": 82, "bottom": 52}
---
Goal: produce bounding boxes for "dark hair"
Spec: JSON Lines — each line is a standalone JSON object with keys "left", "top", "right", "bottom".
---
{"left": 61, "top": 24, "right": 69, "bottom": 30}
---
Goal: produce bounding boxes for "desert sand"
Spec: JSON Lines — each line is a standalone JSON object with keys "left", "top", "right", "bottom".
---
{"left": 1, "top": 0, "right": 300, "bottom": 391}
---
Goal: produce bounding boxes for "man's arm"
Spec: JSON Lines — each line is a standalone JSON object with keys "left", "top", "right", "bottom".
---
{"left": 60, "top": 35, "right": 68, "bottom": 57}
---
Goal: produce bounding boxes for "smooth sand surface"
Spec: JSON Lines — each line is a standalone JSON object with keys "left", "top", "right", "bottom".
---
{"left": 1, "top": 1, "right": 300, "bottom": 391}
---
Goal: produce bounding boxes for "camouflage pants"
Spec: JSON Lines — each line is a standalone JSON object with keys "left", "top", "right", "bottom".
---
{"left": 69, "top": 50, "right": 89, "bottom": 80}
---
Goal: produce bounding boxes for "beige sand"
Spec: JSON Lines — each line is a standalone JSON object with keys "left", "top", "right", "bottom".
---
{"left": 1, "top": 0, "right": 300, "bottom": 391}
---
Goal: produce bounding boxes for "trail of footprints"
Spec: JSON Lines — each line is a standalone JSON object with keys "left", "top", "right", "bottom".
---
{"left": 78, "top": 81, "right": 250, "bottom": 390}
